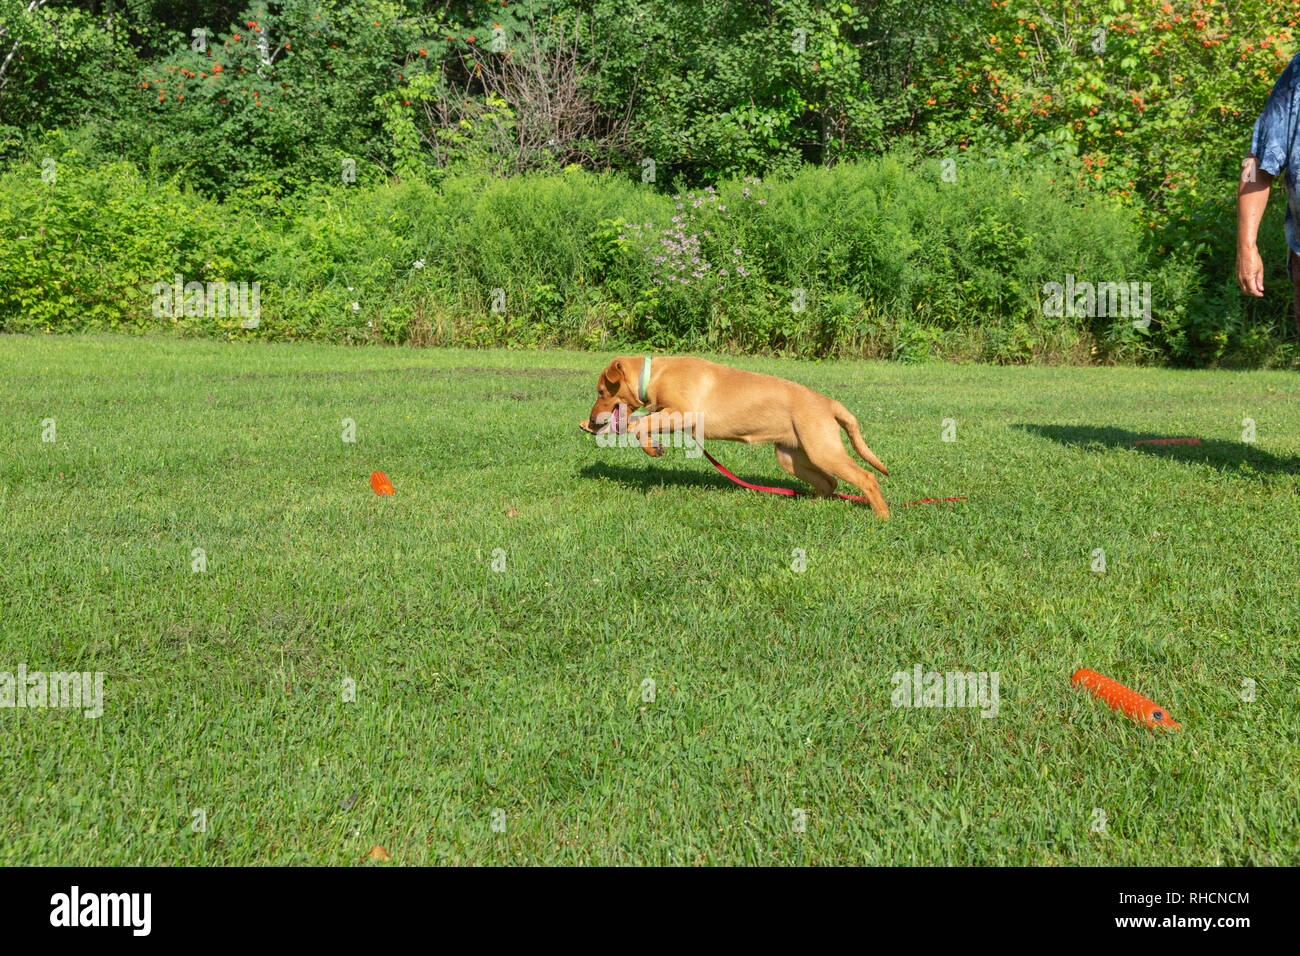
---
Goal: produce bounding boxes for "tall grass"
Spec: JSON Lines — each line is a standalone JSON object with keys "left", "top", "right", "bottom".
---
{"left": 1, "top": 147, "right": 1286, "bottom": 365}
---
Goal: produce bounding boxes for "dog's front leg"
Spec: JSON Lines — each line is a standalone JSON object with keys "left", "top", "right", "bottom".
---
{"left": 628, "top": 409, "right": 689, "bottom": 458}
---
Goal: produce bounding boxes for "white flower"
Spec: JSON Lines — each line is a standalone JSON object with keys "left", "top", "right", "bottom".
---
{"left": 413, "top": 259, "right": 425, "bottom": 269}
{"left": 351, "top": 302, "right": 360, "bottom": 312}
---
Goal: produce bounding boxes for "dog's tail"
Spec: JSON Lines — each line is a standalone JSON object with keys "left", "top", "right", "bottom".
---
{"left": 832, "top": 402, "right": 888, "bottom": 476}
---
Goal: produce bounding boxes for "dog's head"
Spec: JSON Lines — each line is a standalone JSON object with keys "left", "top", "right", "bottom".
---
{"left": 579, "top": 357, "right": 644, "bottom": 434}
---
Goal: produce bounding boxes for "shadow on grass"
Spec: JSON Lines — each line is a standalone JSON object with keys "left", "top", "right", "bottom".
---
{"left": 1015, "top": 424, "right": 1300, "bottom": 478}
{"left": 578, "top": 459, "right": 803, "bottom": 495}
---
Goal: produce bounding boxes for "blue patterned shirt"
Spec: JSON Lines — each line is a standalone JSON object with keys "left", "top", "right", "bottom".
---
{"left": 1252, "top": 52, "right": 1300, "bottom": 255}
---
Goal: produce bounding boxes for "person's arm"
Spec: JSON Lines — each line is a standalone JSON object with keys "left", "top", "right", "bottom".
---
{"left": 1237, "top": 156, "right": 1274, "bottom": 297}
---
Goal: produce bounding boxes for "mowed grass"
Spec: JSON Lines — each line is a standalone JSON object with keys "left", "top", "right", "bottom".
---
{"left": 1, "top": 334, "right": 1298, "bottom": 866}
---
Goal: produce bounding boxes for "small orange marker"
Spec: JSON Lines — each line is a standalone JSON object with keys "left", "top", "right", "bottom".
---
{"left": 370, "top": 471, "right": 395, "bottom": 496}
{"left": 1072, "top": 669, "right": 1180, "bottom": 731}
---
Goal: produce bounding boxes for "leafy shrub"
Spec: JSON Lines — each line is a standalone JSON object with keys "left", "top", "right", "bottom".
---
{"left": 5, "top": 146, "right": 1215, "bottom": 365}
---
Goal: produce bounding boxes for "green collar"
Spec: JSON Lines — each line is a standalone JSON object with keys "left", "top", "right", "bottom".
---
{"left": 638, "top": 356, "right": 652, "bottom": 404}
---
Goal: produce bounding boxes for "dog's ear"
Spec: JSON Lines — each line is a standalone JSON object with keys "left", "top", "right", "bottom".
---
{"left": 603, "top": 358, "right": 629, "bottom": 391}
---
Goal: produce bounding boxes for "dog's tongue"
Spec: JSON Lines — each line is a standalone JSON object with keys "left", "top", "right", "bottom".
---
{"left": 594, "top": 405, "right": 620, "bottom": 435}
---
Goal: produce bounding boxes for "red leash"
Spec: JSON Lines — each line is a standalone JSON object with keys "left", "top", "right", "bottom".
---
{"left": 697, "top": 446, "right": 966, "bottom": 509}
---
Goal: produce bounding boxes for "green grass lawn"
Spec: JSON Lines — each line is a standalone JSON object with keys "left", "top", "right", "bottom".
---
{"left": 2, "top": 333, "right": 1298, "bottom": 865}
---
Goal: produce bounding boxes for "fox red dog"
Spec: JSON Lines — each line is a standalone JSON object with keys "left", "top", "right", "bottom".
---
{"left": 579, "top": 356, "right": 891, "bottom": 518}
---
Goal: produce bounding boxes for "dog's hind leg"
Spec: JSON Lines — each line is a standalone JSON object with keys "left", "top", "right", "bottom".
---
{"left": 776, "top": 445, "right": 837, "bottom": 497}
{"left": 799, "top": 427, "right": 890, "bottom": 519}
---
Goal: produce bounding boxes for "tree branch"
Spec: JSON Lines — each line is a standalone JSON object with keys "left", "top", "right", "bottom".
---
{"left": 0, "top": 0, "right": 52, "bottom": 95}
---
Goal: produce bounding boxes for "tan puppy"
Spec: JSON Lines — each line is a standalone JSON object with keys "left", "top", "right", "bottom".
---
{"left": 580, "top": 356, "right": 890, "bottom": 518}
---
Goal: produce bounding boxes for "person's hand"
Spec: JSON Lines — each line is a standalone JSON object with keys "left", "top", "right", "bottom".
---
{"left": 1237, "top": 244, "right": 1266, "bottom": 296}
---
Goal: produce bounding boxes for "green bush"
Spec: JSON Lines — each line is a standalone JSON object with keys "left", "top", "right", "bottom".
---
{"left": 1, "top": 1, "right": 1295, "bottom": 367}
{"left": 0, "top": 145, "right": 1289, "bottom": 366}
{"left": 0, "top": 140, "right": 233, "bottom": 333}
